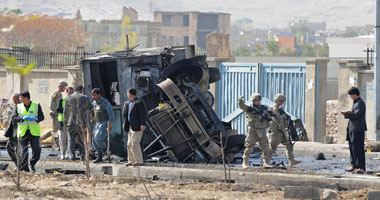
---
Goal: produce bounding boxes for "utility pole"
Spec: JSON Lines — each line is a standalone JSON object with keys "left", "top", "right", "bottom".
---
{"left": 375, "top": 0, "right": 380, "bottom": 141}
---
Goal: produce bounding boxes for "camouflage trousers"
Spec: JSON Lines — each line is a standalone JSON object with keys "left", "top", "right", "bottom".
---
{"left": 269, "top": 130, "right": 294, "bottom": 160}
{"left": 51, "top": 115, "right": 59, "bottom": 132}
{"left": 242, "top": 127, "right": 271, "bottom": 163}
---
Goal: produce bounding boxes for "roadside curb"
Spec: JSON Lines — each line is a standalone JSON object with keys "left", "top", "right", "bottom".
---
{"left": 2, "top": 160, "right": 379, "bottom": 190}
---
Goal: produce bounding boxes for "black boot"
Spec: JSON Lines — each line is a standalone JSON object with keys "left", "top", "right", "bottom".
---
{"left": 93, "top": 153, "right": 103, "bottom": 163}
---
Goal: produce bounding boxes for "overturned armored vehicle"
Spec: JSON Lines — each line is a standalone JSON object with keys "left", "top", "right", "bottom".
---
{"left": 80, "top": 45, "right": 245, "bottom": 163}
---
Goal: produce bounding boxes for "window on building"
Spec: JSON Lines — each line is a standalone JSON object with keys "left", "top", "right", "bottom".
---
{"left": 163, "top": 15, "right": 172, "bottom": 26}
{"left": 183, "top": 14, "right": 189, "bottom": 26}
{"left": 184, "top": 36, "right": 189, "bottom": 45}
{"left": 168, "top": 36, "right": 174, "bottom": 46}
{"left": 103, "top": 25, "right": 109, "bottom": 31}
{"left": 161, "top": 36, "right": 167, "bottom": 46}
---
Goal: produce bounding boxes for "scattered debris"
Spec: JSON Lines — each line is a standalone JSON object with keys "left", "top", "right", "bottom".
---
{"left": 58, "top": 181, "right": 70, "bottom": 187}
{"left": 326, "top": 100, "right": 338, "bottom": 144}
{"left": 323, "top": 189, "right": 338, "bottom": 200}
{"left": 315, "top": 153, "right": 326, "bottom": 160}
{"left": 366, "top": 142, "right": 380, "bottom": 152}
{"left": 0, "top": 163, "right": 9, "bottom": 171}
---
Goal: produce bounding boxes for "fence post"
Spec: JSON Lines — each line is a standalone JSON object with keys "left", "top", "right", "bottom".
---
{"left": 336, "top": 60, "right": 368, "bottom": 143}
{"left": 305, "top": 58, "right": 329, "bottom": 143}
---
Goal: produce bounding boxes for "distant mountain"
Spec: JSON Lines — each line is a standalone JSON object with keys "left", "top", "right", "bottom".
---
{"left": 0, "top": 0, "right": 376, "bottom": 29}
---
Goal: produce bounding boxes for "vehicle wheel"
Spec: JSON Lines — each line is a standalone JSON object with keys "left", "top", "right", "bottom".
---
{"left": 225, "top": 134, "right": 246, "bottom": 149}
{"left": 208, "top": 67, "right": 220, "bottom": 83}
{"left": 222, "top": 135, "right": 246, "bottom": 163}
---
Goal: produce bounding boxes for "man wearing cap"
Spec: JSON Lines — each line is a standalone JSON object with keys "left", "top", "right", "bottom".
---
{"left": 48, "top": 80, "right": 67, "bottom": 141}
{"left": 239, "top": 93, "right": 273, "bottom": 169}
{"left": 56, "top": 87, "right": 74, "bottom": 160}
{"left": 11, "top": 91, "right": 44, "bottom": 172}
{"left": 269, "top": 94, "right": 301, "bottom": 167}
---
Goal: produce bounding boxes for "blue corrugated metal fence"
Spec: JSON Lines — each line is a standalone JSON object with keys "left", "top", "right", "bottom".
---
{"left": 216, "top": 62, "right": 306, "bottom": 135}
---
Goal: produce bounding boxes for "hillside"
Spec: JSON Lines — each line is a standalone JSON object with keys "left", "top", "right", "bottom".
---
{"left": 0, "top": 0, "right": 376, "bottom": 29}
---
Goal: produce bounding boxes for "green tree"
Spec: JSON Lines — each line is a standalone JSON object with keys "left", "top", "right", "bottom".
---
{"left": 231, "top": 46, "right": 253, "bottom": 56}
{"left": 288, "top": 23, "right": 310, "bottom": 44}
{"left": 280, "top": 48, "right": 294, "bottom": 56}
{"left": 266, "top": 41, "right": 280, "bottom": 56}
{"left": 100, "top": 17, "right": 138, "bottom": 52}
{"left": 341, "top": 27, "right": 360, "bottom": 37}
{"left": 254, "top": 43, "right": 264, "bottom": 56}
{"left": 317, "top": 43, "right": 329, "bottom": 57}
{"left": 0, "top": 54, "right": 36, "bottom": 75}
{"left": 300, "top": 43, "right": 316, "bottom": 57}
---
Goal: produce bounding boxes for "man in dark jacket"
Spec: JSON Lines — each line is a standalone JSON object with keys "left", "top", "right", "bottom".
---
{"left": 4, "top": 93, "right": 20, "bottom": 167}
{"left": 123, "top": 88, "right": 147, "bottom": 166}
{"left": 341, "top": 87, "right": 367, "bottom": 173}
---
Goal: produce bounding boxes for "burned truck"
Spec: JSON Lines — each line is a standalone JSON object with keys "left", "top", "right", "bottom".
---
{"left": 80, "top": 45, "right": 245, "bottom": 163}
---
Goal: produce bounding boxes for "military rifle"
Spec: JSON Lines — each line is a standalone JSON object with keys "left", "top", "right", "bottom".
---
{"left": 247, "top": 105, "right": 276, "bottom": 121}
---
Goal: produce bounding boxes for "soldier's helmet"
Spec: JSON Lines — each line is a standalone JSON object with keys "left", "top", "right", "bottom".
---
{"left": 275, "top": 94, "right": 286, "bottom": 102}
{"left": 58, "top": 80, "right": 68, "bottom": 87}
{"left": 251, "top": 93, "right": 261, "bottom": 101}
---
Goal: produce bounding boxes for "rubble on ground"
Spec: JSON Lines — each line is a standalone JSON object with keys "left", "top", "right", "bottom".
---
{"left": 326, "top": 100, "right": 338, "bottom": 144}
{"left": 366, "top": 142, "right": 380, "bottom": 152}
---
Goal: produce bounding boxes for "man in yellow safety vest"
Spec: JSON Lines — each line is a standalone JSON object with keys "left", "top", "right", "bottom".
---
{"left": 57, "top": 87, "right": 74, "bottom": 160}
{"left": 11, "top": 91, "right": 44, "bottom": 172}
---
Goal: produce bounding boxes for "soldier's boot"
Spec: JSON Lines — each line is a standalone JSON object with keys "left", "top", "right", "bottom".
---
{"left": 93, "top": 153, "right": 103, "bottom": 163}
{"left": 289, "top": 159, "right": 301, "bottom": 166}
{"left": 242, "top": 156, "right": 250, "bottom": 169}
{"left": 263, "top": 160, "right": 274, "bottom": 168}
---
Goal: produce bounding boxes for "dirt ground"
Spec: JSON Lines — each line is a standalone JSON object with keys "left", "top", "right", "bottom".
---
{"left": 0, "top": 171, "right": 378, "bottom": 200}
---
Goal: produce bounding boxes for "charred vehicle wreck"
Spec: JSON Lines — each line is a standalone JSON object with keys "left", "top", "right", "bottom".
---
{"left": 81, "top": 45, "right": 245, "bottom": 163}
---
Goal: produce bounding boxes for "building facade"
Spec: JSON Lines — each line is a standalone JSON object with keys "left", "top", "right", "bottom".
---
{"left": 154, "top": 11, "right": 230, "bottom": 50}
{"left": 76, "top": 7, "right": 161, "bottom": 51}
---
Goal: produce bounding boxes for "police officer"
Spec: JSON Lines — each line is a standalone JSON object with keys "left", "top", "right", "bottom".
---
{"left": 57, "top": 87, "right": 74, "bottom": 160}
{"left": 239, "top": 93, "right": 273, "bottom": 169}
{"left": 269, "top": 94, "right": 301, "bottom": 167}
{"left": 91, "top": 88, "right": 114, "bottom": 163}
{"left": 12, "top": 91, "right": 44, "bottom": 172}
{"left": 48, "top": 80, "right": 67, "bottom": 143}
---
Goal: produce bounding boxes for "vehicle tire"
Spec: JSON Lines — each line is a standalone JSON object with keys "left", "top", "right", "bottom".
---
{"left": 208, "top": 67, "right": 221, "bottom": 83}
{"left": 223, "top": 135, "right": 246, "bottom": 163}
{"left": 225, "top": 134, "right": 246, "bottom": 149}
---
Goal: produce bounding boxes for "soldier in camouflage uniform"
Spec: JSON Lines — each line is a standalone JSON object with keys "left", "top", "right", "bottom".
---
{"left": 49, "top": 80, "right": 67, "bottom": 138}
{"left": 63, "top": 85, "right": 93, "bottom": 160}
{"left": 269, "top": 94, "right": 301, "bottom": 166}
{"left": 239, "top": 93, "right": 273, "bottom": 169}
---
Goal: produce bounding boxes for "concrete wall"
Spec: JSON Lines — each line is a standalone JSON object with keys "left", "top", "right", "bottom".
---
{"left": 359, "top": 70, "right": 375, "bottom": 141}
{"left": 0, "top": 67, "right": 80, "bottom": 129}
{"left": 336, "top": 60, "right": 375, "bottom": 143}
{"left": 305, "top": 59, "right": 328, "bottom": 142}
